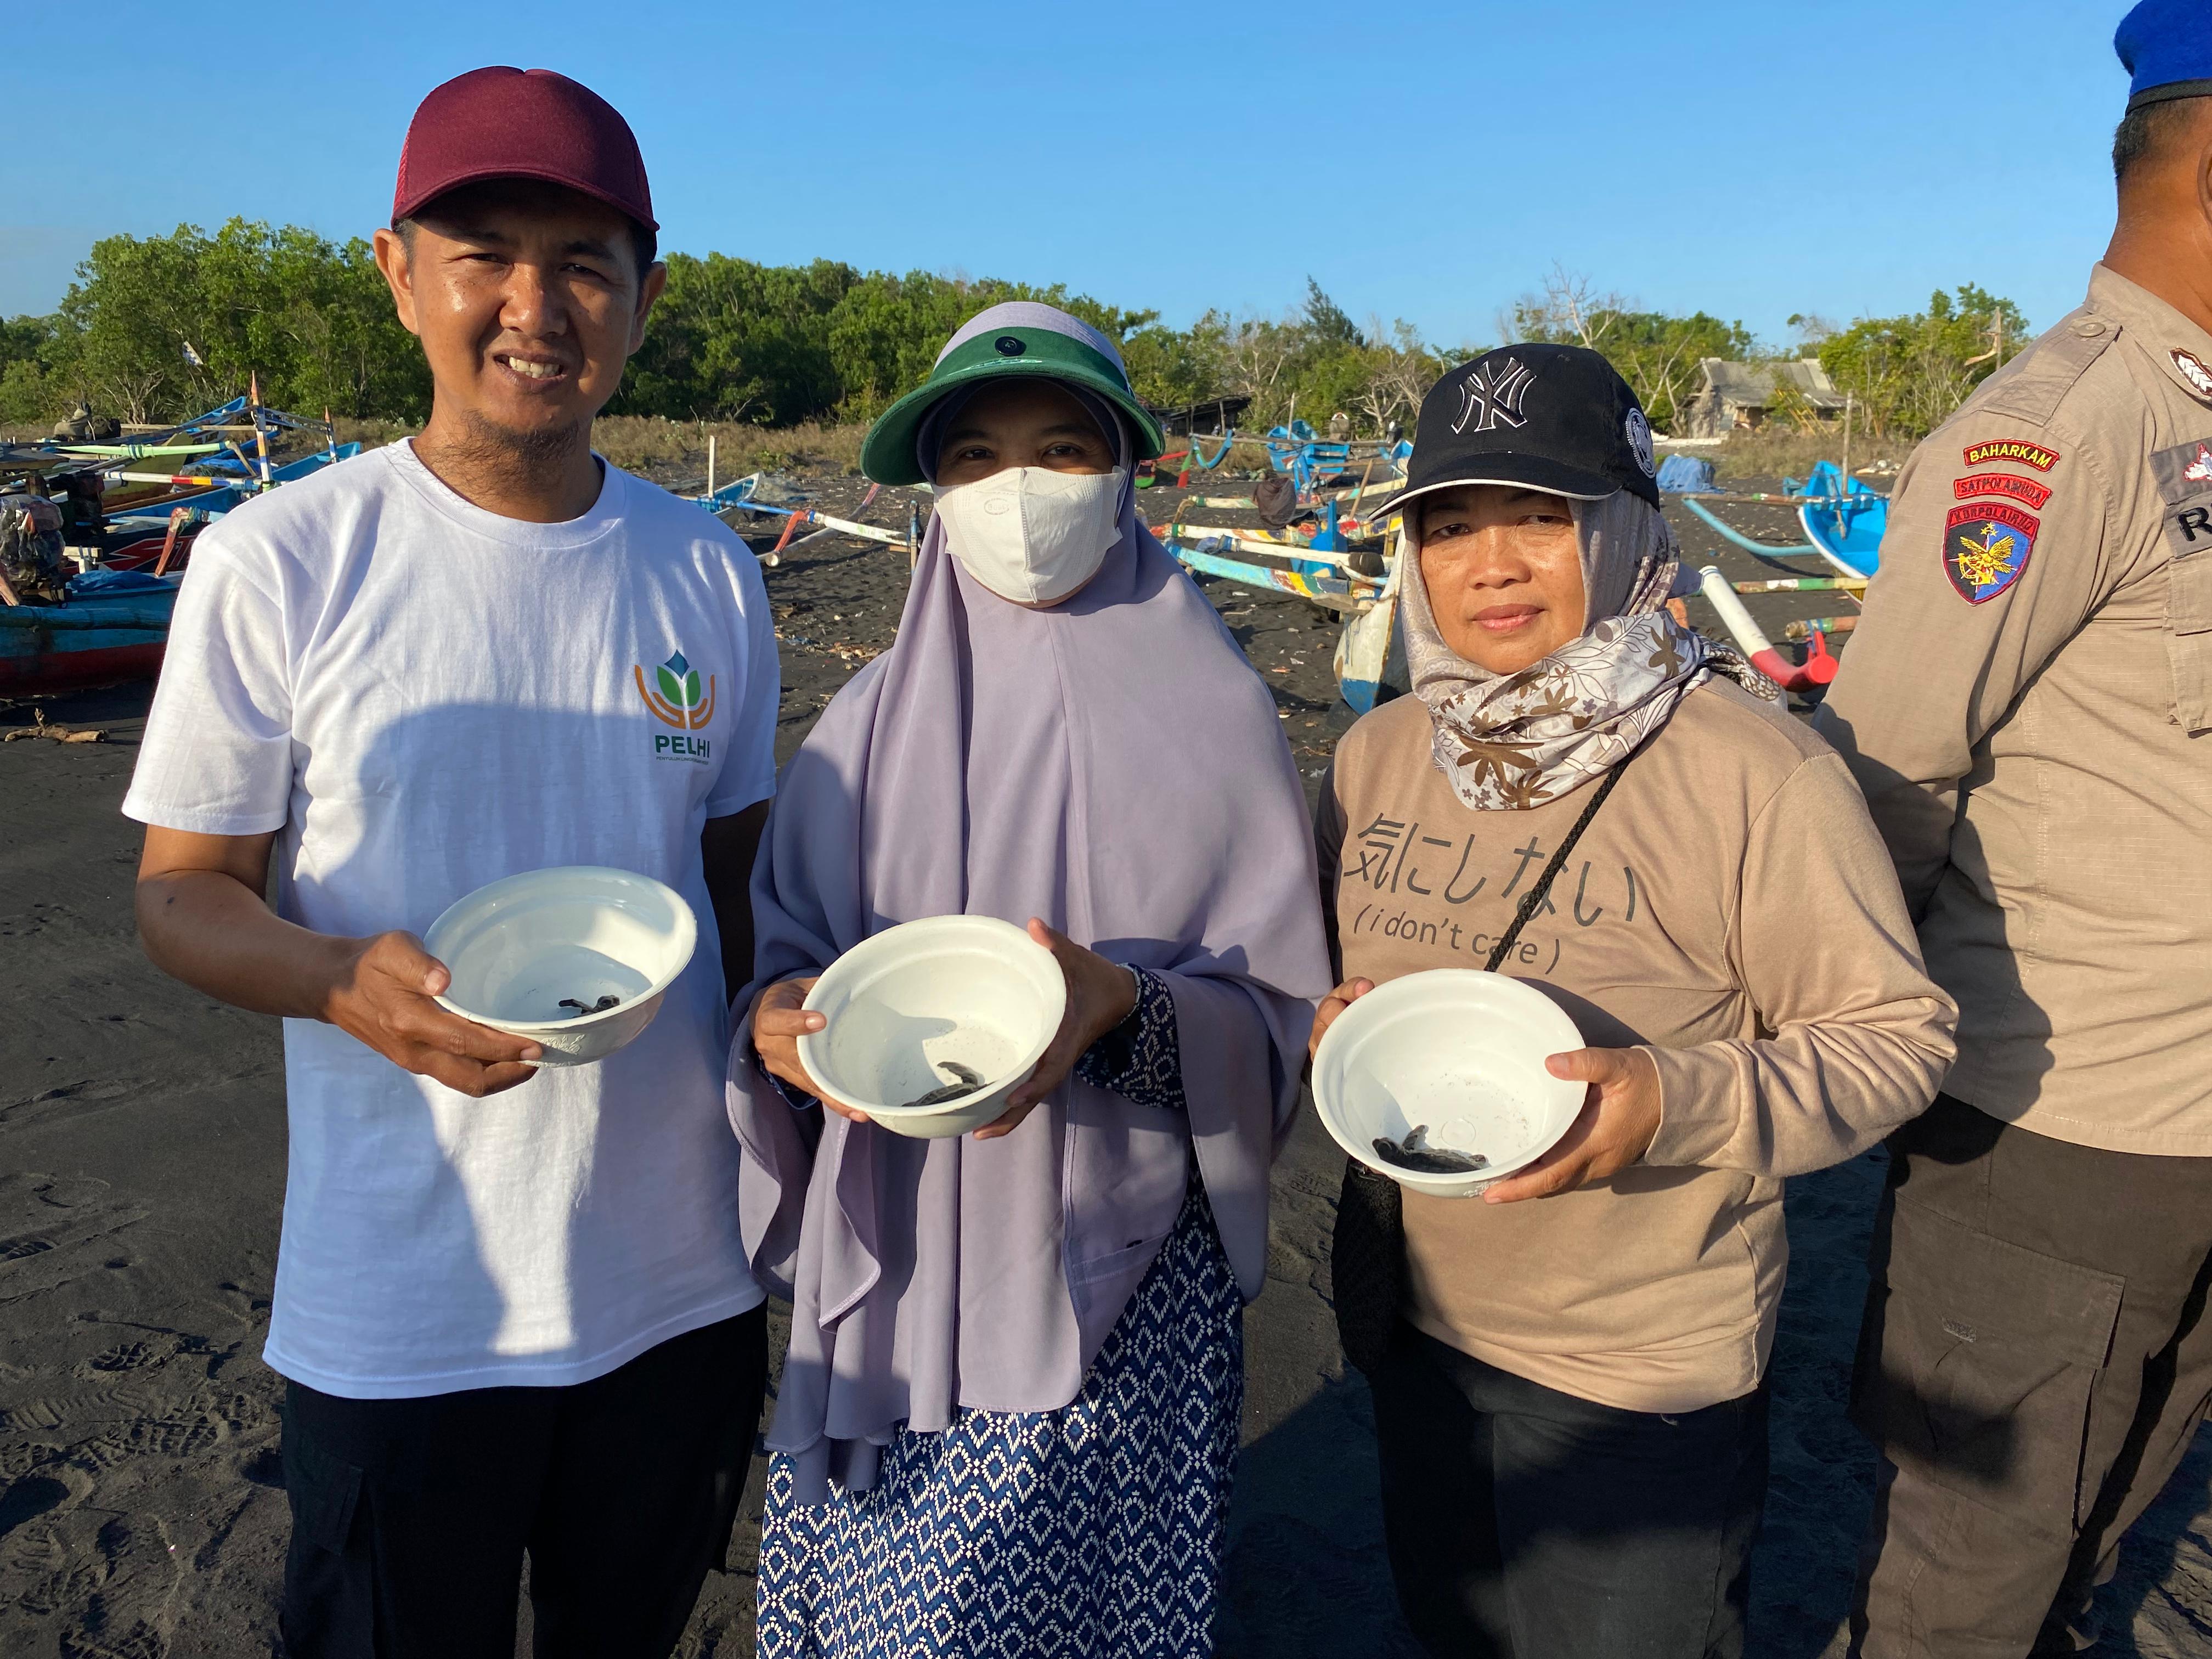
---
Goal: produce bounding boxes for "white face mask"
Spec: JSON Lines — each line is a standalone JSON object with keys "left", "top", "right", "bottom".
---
{"left": 932, "top": 466, "right": 1125, "bottom": 607}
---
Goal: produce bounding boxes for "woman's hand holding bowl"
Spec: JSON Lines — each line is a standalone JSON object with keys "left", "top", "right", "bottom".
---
{"left": 1481, "top": 1046, "right": 1662, "bottom": 1204}
{"left": 750, "top": 976, "right": 854, "bottom": 1118}
{"left": 976, "top": 919, "right": 1139, "bottom": 1142}
{"left": 1310, "top": 977, "right": 1376, "bottom": 1060}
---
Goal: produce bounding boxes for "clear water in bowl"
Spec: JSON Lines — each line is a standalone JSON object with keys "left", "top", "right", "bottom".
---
{"left": 899, "top": 1026, "right": 1023, "bottom": 1105}
{"left": 1367, "top": 1070, "right": 1539, "bottom": 1167}
{"left": 472, "top": 945, "right": 653, "bottom": 1024}
{"left": 831, "top": 1009, "right": 1025, "bottom": 1108}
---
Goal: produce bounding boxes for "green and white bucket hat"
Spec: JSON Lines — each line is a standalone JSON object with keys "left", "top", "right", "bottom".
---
{"left": 860, "top": 302, "right": 1165, "bottom": 486}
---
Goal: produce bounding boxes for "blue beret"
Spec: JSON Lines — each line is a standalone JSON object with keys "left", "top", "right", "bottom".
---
{"left": 2116, "top": 0, "right": 2212, "bottom": 110}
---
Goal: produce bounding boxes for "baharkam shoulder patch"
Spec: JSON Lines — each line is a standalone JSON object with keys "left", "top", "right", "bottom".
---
{"left": 1962, "top": 437, "right": 2061, "bottom": 472}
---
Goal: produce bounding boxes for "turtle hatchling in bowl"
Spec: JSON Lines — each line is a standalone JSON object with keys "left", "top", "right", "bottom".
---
{"left": 1312, "top": 968, "right": 1587, "bottom": 1198}
{"left": 799, "top": 914, "right": 1067, "bottom": 1138}
{"left": 422, "top": 866, "right": 697, "bottom": 1066}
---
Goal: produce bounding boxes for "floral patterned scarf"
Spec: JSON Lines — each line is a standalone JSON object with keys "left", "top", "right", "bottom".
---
{"left": 1400, "top": 489, "right": 1778, "bottom": 810}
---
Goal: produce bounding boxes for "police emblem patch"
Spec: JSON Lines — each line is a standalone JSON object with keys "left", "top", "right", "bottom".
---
{"left": 1943, "top": 503, "right": 2036, "bottom": 603}
{"left": 2172, "top": 349, "right": 2212, "bottom": 404}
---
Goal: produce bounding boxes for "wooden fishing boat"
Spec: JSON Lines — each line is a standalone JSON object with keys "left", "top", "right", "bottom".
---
{"left": 1263, "top": 420, "right": 1412, "bottom": 497}
{"left": 0, "top": 574, "right": 179, "bottom": 696}
{"left": 1156, "top": 482, "right": 1411, "bottom": 714}
{"left": 102, "top": 442, "right": 361, "bottom": 531}
{"left": 0, "top": 393, "right": 363, "bottom": 696}
{"left": 1331, "top": 560, "right": 1406, "bottom": 714}
{"left": 1673, "top": 462, "right": 1888, "bottom": 580}
{"left": 102, "top": 521, "right": 204, "bottom": 575}
{"left": 1791, "top": 461, "right": 1887, "bottom": 578}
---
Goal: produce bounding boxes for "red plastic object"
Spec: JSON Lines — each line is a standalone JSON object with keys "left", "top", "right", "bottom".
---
{"left": 1746, "top": 648, "right": 1816, "bottom": 692}
{"left": 1803, "top": 626, "right": 1840, "bottom": 685}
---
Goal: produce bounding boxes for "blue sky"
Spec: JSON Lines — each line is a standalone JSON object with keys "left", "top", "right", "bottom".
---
{"left": 3, "top": 0, "right": 2129, "bottom": 349}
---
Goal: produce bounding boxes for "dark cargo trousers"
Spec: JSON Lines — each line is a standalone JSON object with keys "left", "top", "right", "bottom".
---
{"left": 279, "top": 1308, "right": 769, "bottom": 1659}
{"left": 1849, "top": 1094, "right": 2212, "bottom": 1658}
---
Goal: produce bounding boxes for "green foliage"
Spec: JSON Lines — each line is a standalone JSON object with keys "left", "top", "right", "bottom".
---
{"left": 1762, "top": 373, "right": 1829, "bottom": 434}
{"left": 1172, "top": 291, "right": 1452, "bottom": 435}
{"left": 1301, "top": 278, "right": 1364, "bottom": 350}
{"left": 0, "top": 314, "right": 65, "bottom": 425}
{"left": 31, "top": 221, "right": 428, "bottom": 426}
{"left": 1814, "top": 285, "right": 2030, "bottom": 439}
{"left": 617, "top": 262, "right": 1165, "bottom": 426}
{"left": 0, "top": 230, "right": 2029, "bottom": 453}
{"left": 1119, "top": 322, "right": 1221, "bottom": 409}
{"left": 822, "top": 271, "right": 991, "bottom": 419}
{"left": 820, "top": 273, "right": 1157, "bottom": 422}
{"left": 616, "top": 253, "right": 856, "bottom": 423}
{"left": 1508, "top": 273, "right": 1753, "bottom": 432}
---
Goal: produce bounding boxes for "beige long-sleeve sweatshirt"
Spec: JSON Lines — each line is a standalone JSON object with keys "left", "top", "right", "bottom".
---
{"left": 1317, "top": 681, "right": 1957, "bottom": 1413}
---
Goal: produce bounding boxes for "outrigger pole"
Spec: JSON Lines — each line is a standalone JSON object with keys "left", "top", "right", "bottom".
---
{"left": 1697, "top": 566, "right": 1837, "bottom": 693}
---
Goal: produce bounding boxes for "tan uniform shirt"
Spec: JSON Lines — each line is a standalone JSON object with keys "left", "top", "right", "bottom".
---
{"left": 1815, "top": 264, "right": 2212, "bottom": 1156}
{"left": 1318, "top": 684, "right": 1955, "bottom": 1413}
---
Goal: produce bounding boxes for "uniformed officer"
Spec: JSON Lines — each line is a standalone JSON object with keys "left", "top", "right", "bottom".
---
{"left": 1815, "top": 5, "right": 2212, "bottom": 1653}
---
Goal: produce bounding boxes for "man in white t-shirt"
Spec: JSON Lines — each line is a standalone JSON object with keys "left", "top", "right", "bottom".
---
{"left": 123, "top": 68, "right": 776, "bottom": 1658}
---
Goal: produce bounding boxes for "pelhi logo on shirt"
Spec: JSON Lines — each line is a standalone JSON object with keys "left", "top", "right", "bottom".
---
{"left": 634, "top": 648, "right": 715, "bottom": 763}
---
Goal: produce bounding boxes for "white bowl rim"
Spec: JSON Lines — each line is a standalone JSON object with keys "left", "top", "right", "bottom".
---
{"left": 1312, "top": 967, "right": 1585, "bottom": 1186}
{"left": 424, "top": 865, "right": 698, "bottom": 1032}
{"left": 798, "top": 913, "right": 1066, "bottom": 1120}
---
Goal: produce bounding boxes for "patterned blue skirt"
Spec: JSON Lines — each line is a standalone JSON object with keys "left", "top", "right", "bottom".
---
{"left": 756, "top": 1184, "right": 1243, "bottom": 1657}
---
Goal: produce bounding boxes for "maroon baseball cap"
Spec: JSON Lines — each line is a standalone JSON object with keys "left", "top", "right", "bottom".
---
{"left": 392, "top": 66, "right": 657, "bottom": 232}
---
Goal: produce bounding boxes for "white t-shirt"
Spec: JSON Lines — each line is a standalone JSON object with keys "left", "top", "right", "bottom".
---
{"left": 124, "top": 440, "right": 777, "bottom": 1398}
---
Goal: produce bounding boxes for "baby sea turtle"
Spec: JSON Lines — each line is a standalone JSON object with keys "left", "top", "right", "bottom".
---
{"left": 1372, "top": 1124, "right": 1489, "bottom": 1176}
{"left": 557, "top": 995, "right": 622, "bottom": 1016}
{"left": 902, "top": 1060, "right": 986, "bottom": 1108}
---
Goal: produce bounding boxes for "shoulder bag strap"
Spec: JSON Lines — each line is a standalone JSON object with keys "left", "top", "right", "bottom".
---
{"left": 1483, "top": 744, "right": 1643, "bottom": 974}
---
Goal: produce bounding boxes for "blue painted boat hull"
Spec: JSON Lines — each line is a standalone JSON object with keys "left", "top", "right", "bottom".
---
{"left": 1795, "top": 461, "right": 1888, "bottom": 578}
{"left": 0, "top": 583, "right": 182, "bottom": 695}
{"left": 1333, "top": 589, "right": 1404, "bottom": 715}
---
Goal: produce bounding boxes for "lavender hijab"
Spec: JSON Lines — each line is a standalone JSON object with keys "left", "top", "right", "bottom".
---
{"left": 728, "top": 303, "right": 1333, "bottom": 1503}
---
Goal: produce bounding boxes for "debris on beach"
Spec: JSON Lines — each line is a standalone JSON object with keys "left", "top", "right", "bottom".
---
{"left": 3, "top": 708, "right": 105, "bottom": 742}
{"left": 1372, "top": 1123, "right": 1489, "bottom": 1175}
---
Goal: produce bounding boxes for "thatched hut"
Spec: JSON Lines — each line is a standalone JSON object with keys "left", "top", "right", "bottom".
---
{"left": 1678, "top": 359, "right": 1846, "bottom": 437}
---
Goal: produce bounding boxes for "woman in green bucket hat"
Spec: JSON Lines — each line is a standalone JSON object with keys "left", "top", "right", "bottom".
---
{"left": 730, "top": 301, "right": 1333, "bottom": 1654}
{"left": 857, "top": 303, "right": 1165, "bottom": 487}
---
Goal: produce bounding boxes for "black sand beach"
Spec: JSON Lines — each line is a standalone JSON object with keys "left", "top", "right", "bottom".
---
{"left": 3, "top": 476, "right": 2207, "bottom": 1657}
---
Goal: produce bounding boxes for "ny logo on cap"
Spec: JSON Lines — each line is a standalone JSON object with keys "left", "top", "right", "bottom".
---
{"left": 1451, "top": 357, "right": 1536, "bottom": 435}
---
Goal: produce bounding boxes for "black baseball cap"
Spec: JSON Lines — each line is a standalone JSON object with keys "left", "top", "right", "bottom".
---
{"left": 1391, "top": 343, "right": 1660, "bottom": 527}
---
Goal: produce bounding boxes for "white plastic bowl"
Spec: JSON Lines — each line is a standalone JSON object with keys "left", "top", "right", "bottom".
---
{"left": 1312, "top": 969, "right": 1587, "bottom": 1198}
{"left": 422, "top": 866, "right": 697, "bottom": 1067}
{"left": 799, "top": 915, "right": 1067, "bottom": 1138}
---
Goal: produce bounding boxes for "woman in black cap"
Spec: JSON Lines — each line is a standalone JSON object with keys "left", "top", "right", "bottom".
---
{"left": 1310, "top": 344, "right": 1956, "bottom": 1658}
